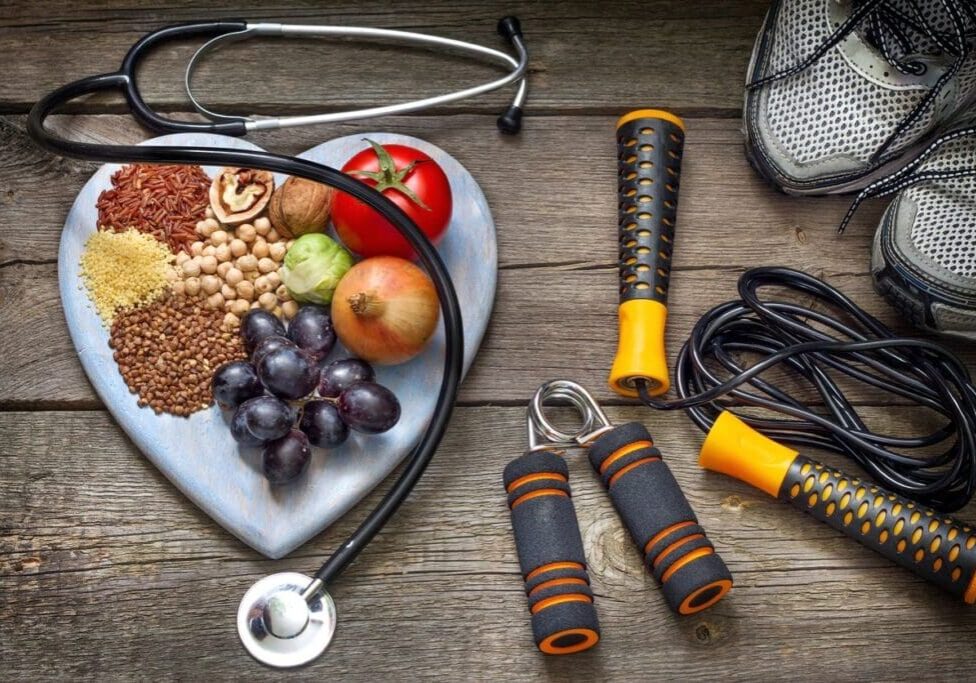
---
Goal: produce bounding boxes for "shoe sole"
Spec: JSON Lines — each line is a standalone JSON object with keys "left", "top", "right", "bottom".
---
{"left": 870, "top": 206, "right": 933, "bottom": 330}
{"left": 871, "top": 209, "right": 976, "bottom": 338}
{"left": 742, "top": 2, "right": 976, "bottom": 196}
{"left": 872, "top": 262, "right": 932, "bottom": 332}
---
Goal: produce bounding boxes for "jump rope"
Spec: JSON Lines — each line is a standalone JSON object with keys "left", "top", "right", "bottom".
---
{"left": 504, "top": 110, "right": 976, "bottom": 655}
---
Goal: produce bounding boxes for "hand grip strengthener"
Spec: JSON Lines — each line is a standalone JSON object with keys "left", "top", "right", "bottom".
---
{"left": 701, "top": 412, "right": 976, "bottom": 603}
{"left": 503, "top": 381, "right": 733, "bottom": 655}
{"left": 503, "top": 382, "right": 603, "bottom": 655}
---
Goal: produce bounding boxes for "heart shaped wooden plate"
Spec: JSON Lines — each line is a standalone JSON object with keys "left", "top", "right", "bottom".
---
{"left": 59, "top": 132, "right": 495, "bottom": 558}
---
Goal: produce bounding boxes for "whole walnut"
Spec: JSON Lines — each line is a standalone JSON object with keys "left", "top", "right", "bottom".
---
{"left": 268, "top": 176, "right": 335, "bottom": 238}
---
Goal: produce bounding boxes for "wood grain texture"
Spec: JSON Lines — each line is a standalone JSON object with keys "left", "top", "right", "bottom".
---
{"left": 0, "top": 0, "right": 766, "bottom": 115}
{"left": 1, "top": 113, "right": 882, "bottom": 267}
{"left": 4, "top": 113, "right": 951, "bottom": 409}
{"left": 6, "top": 0, "right": 976, "bottom": 678}
{"left": 3, "top": 407, "right": 976, "bottom": 680}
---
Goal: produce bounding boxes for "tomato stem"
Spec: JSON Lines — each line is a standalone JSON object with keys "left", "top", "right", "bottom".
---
{"left": 350, "top": 138, "right": 431, "bottom": 211}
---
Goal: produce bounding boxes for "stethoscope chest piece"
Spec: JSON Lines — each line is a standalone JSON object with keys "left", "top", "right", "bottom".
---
{"left": 238, "top": 572, "right": 336, "bottom": 668}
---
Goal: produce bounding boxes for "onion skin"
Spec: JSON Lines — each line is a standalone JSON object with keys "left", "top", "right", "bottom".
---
{"left": 332, "top": 256, "right": 440, "bottom": 365}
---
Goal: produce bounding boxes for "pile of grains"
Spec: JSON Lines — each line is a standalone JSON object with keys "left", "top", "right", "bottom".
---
{"left": 79, "top": 228, "right": 175, "bottom": 325}
{"left": 96, "top": 164, "right": 212, "bottom": 253}
{"left": 109, "top": 294, "right": 246, "bottom": 416}
{"left": 173, "top": 213, "right": 297, "bottom": 331}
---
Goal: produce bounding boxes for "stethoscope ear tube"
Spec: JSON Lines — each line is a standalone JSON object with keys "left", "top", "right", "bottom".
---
{"left": 28, "top": 74, "right": 464, "bottom": 602}
{"left": 181, "top": 17, "right": 528, "bottom": 135}
{"left": 121, "top": 21, "right": 251, "bottom": 135}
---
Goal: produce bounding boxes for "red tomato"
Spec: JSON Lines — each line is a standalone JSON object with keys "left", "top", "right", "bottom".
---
{"left": 332, "top": 140, "right": 453, "bottom": 259}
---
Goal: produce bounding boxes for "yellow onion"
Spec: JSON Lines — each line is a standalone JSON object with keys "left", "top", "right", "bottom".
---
{"left": 332, "top": 256, "right": 439, "bottom": 365}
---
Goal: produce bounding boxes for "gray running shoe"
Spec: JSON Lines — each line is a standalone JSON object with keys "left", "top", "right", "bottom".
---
{"left": 745, "top": 0, "right": 976, "bottom": 195}
{"left": 840, "top": 127, "right": 976, "bottom": 338}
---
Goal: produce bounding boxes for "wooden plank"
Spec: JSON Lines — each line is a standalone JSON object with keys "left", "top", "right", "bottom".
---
{"left": 7, "top": 259, "right": 970, "bottom": 408}
{"left": 0, "top": 0, "right": 766, "bottom": 114}
{"left": 3, "top": 407, "right": 976, "bottom": 679}
{"left": 4, "top": 112, "right": 939, "bottom": 407}
{"left": 0, "top": 114, "right": 885, "bottom": 267}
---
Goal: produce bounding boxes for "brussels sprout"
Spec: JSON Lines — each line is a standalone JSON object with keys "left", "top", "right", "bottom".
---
{"left": 280, "top": 233, "right": 353, "bottom": 304}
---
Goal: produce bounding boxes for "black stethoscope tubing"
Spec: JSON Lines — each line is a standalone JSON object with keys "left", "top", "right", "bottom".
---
{"left": 27, "top": 21, "right": 464, "bottom": 587}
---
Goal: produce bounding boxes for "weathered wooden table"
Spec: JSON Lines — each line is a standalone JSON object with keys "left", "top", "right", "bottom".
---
{"left": 3, "top": 1, "right": 976, "bottom": 679}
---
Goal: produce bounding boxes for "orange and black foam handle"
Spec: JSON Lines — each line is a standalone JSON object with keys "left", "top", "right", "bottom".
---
{"left": 588, "top": 422, "right": 733, "bottom": 614}
{"left": 503, "top": 449, "right": 600, "bottom": 655}
{"left": 700, "top": 411, "right": 976, "bottom": 603}
{"left": 609, "top": 109, "right": 685, "bottom": 398}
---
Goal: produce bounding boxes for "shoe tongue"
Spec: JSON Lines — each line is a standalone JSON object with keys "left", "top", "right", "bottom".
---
{"left": 854, "top": 0, "right": 975, "bottom": 65}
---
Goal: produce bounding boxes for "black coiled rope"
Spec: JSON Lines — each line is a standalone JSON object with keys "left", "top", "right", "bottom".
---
{"left": 637, "top": 267, "right": 976, "bottom": 512}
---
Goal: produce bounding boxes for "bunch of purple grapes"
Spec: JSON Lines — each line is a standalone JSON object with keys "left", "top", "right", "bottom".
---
{"left": 211, "top": 306, "right": 401, "bottom": 485}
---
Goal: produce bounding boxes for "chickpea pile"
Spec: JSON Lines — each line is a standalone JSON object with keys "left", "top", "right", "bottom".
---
{"left": 171, "top": 210, "right": 298, "bottom": 331}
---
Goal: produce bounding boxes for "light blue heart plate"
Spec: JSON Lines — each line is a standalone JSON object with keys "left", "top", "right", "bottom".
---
{"left": 59, "top": 133, "right": 495, "bottom": 558}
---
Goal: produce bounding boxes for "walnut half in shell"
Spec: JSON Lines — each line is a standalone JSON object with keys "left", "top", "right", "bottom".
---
{"left": 209, "top": 168, "right": 275, "bottom": 225}
{"left": 268, "top": 176, "right": 335, "bottom": 238}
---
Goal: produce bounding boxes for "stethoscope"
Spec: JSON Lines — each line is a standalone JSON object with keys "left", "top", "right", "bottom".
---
{"left": 27, "top": 17, "right": 528, "bottom": 668}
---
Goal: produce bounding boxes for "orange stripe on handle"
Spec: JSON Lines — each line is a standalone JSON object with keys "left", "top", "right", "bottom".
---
{"left": 661, "top": 547, "right": 714, "bottom": 584}
{"left": 528, "top": 577, "right": 589, "bottom": 597}
{"left": 966, "top": 570, "right": 976, "bottom": 605}
{"left": 539, "top": 628, "right": 600, "bottom": 655}
{"left": 525, "top": 561, "right": 585, "bottom": 583}
{"left": 511, "top": 488, "right": 568, "bottom": 510}
{"left": 652, "top": 534, "right": 705, "bottom": 569}
{"left": 608, "top": 457, "right": 661, "bottom": 487}
{"left": 679, "top": 579, "right": 733, "bottom": 615}
{"left": 529, "top": 593, "right": 593, "bottom": 615}
{"left": 643, "top": 520, "right": 695, "bottom": 557}
{"left": 599, "top": 440, "right": 653, "bottom": 475}
{"left": 505, "top": 471, "right": 568, "bottom": 494}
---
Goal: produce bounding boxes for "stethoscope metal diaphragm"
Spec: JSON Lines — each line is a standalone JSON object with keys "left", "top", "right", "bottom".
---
{"left": 237, "top": 572, "right": 337, "bottom": 668}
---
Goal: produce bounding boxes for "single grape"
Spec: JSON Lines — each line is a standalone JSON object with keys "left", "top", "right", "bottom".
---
{"left": 263, "top": 430, "right": 312, "bottom": 485}
{"left": 318, "top": 358, "right": 374, "bottom": 398}
{"left": 230, "top": 406, "right": 266, "bottom": 447}
{"left": 238, "top": 395, "right": 294, "bottom": 442}
{"left": 240, "top": 309, "right": 286, "bottom": 354}
{"left": 256, "top": 346, "right": 319, "bottom": 400}
{"left": 299, "top": 400, "right": 349, "bottom": 448}
{"left": 211, "top": 361, "right": 263, "bottom": 409}
{"left": 287, "top": 304, "right": 336, "bottom": 362}
{"left": 337, "top": 382, "right": 401, "bottom": 434}
{"left": 252, "top": 335, "right": 297, "bottom": 367}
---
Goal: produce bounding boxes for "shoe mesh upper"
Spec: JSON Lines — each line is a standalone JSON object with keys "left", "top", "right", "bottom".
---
{"left": 906, "top": 137, "right": 976, "bottom": 278}
{"left": 758, "top": 0, "right": 976, "bottom": 169}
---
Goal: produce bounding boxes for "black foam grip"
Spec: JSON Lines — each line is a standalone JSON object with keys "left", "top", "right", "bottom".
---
{"left": 616, "top": 115, "right": 684, "bottom": 305}
{"left": 589, "top": 423, "right": 732, "bottom": 614}
{"left": 503, "top": 449, "right": 600, "bottom": 654}
{"left": 781, "top": 455, "right": 976, "bottom": 603}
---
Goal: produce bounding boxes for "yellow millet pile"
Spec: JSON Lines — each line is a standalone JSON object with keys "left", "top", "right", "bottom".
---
{"left": 80, "top": 228, "right": 175, "bottom": 325}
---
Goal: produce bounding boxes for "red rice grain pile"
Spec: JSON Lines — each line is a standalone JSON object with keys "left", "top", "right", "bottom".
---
{"left": 96, "top": 164, "right": 212, "bottom": 253}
